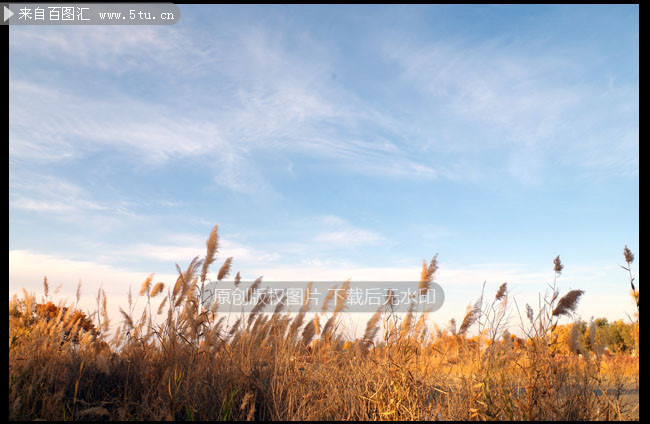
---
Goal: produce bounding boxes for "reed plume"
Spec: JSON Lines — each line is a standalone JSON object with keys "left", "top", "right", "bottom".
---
{"left": 552, "top": 290, "right": 584, "bottom": 317}
{"left": 217, "top": 257, "right": 233, "bottom": 281}
{"left": 419, "top": 254, "right": 439, "bottom": 297}
{"left": 459, "top": 299, "right": 481, "bottom": 336}
{"left": 246, "top": 277, "right": 263, "bottom": 302}
{"left": 139, "top": 273, "right": 154, "bottom": 297}
{"left": 363, "top": 307, "right": 382, "bottom": 345}
{"left": 553, "top": 255, "right": 564, "bottom": 275}
{"left": 151, "top": 282, "right": 165, "bottom": 298}
{"left": 333, "top": 280, "right": 351, "bottom": 316}
{"left": 321, "top": 284, "right": 337, "bottom": 313}
{"left": 200, "top": 224, "right": 219, "bottom": 283}
{"left": 495, "top": 282, "right": 507, "bottom": 301}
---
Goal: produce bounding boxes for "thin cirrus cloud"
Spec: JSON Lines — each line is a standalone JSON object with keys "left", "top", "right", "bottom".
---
{"left": 9, "top": 24, "right": 441, "bottom": 196}
{"left": 314, "top": 230, "right": 382, "bottom": 247}
{"left": 10, "top": 14, "right": 638, "bottom": 190}
{"left": 9, "top": 80, "right": 222, "bottom": 164}
{"left": 385, "top": 40, "right": 581, "bottom": 139}
{"left": 118, "top": 240, "right": 279, "bottom": 267}
{"left": 10, "top": 172, "right": 109, "bottom": 214}
{"left": 8, "top": 25, "right": 207, "bottom": 74}
{"left": 382, "top": 37, "right": 638, "bottom": 181}
{"left": 311, "top": 215, "right": 383, "bottom": 248}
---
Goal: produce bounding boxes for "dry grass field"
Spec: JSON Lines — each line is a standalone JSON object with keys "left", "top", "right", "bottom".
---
{"left": 9, "top": 225, "right": 639, "bottom": 420}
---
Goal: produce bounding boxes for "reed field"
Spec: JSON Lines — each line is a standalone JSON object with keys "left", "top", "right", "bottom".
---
{"left": 8, "top": 225, "right": 639, "bottom": 420}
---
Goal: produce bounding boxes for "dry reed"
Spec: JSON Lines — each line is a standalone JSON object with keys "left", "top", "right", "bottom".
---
{"left": 8, "top": 225, "right": 639, "bottom": 421}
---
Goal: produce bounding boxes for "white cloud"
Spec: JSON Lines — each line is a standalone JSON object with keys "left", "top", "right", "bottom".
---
{"left": 314, "top": 230, "right": 382, "bottom": 247}
{"left": 383, "top": 37, "right": 638, "bottom": 181}
{"left": 9, "top": 25, "right": 205, "bottom": 74}
{"left": 119, "top": 239, "right": 277, "bottom": 265}
{"left": 10, "top": 21, "right": 445, "bottom": 196}
{"left": 10, "top": 172, "right": 109, "bottom": 214}
{"left": 385, "top": 40, "right": 581, "bottom": 143}
{"left": 83, "top": 234, "right": 282, "bottom": 275}
{"left": 311, "top": 216, "right": 384, "bottom": 248}
{"left": 319, "top": 215, "right": 347, "bottom": 226}
{"left": 10, "top": 80, "right": 223, "bottom": 163}
{"left": 10, "top": 76, "right": 436, "bottom": 197}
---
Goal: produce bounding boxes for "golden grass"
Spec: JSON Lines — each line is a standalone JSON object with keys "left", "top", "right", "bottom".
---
{"left": 8, "top": 226, "right": 639, "bottom": 420}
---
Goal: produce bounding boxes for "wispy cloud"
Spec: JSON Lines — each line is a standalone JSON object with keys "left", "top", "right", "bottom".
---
{"left": 385, "top": 39, "right": 581, "bottom": 142}
{"left": 10, "top": 80, "right": 224, "bottom": 163}
{"left": 383, "top": 36, "right": 638, "bottom": 182}
{"left": 117, "top": 239, "right": 279, "bottom": 266}
{"left": 311, "top": 216, "right": 384, "bottom": 248}
{"left": 314, "top": 230, "right": 382, "bottom": 247}
{"left": 9, "top": 25, "right": 208, "bottom": 75}
{"left": 10, "top": 172, "right": 108, "bottom": 214}
{"left": 10, "top": 23, "right": 442, "bottom": 196}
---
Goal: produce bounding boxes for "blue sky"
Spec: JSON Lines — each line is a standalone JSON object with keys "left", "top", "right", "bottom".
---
{"left": 9, "top": 5, "right": 638, "bottom": 326}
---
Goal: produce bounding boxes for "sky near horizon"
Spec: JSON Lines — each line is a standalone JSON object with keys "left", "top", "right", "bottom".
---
{"left": 9, "top": 5, "right": 638, "bottom": 328}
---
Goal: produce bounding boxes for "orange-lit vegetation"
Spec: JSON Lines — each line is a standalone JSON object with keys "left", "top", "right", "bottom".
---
{"left": 9, "top": 225, "right": 639, "bottom": 420}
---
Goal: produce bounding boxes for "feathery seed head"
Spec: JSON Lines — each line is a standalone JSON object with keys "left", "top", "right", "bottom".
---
{"left": 217, "top": 257, "right": 233, "bottom": 281}
{"left": 624, "top": 245, "right": 635, "bottom": 264}
{"left": 139, "top": 273, "right": 154, "bottom": 297}
{"left": 150, "top": 282, "right": 165, "bottom": 297}
{"left": 552, "top": 289, "right": 585, "bottom": 317}
{"left": 553, "top": 256, "right": 564, "bottom": 275}
{"left": 495, "top": 282, "right": 507, "bottom": 301}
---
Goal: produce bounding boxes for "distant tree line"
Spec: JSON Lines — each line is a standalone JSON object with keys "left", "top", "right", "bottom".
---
{"left": 552, "top": 318, "right": 638, "bottom": 355}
